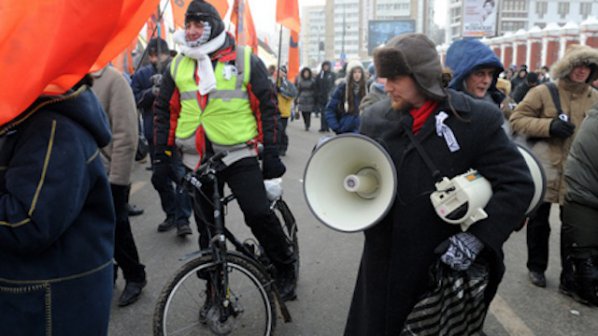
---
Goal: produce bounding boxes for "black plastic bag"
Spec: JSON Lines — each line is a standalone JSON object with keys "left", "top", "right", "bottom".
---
{"left": 400, "top": 260, "right": 490, "bottom": 336}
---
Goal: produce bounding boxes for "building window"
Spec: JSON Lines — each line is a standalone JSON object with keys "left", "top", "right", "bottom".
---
{"left": 558, "top": 2, "right": 570, "bottom": 19}
{"left": 580, "top": 2, "right": 592, "bottom": 20}
{"left": 536, "top": 1, "right": 547, "bottom": 19}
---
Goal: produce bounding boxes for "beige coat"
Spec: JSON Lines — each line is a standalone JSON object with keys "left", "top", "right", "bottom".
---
{"left": 91, "top": 67, "right": 139, "bottom": 186}
{"left": 510, "top": 79, "right": 598, "bottom": 203}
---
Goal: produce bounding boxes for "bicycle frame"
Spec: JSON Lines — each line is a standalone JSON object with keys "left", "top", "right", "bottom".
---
{"left": 181, "top": 151, "right": 292, "bottom": 323}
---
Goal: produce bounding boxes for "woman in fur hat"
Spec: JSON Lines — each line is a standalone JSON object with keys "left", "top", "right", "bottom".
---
{"left": 324, "top": 60, "right": 367, "bottom": 134}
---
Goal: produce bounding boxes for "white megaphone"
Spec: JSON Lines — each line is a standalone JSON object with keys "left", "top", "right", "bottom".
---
{"left": 303, "top": 134, "right": 397, "bottom": 232}
{"left": 429, "top": 143, "right": 546, "bottom": 231}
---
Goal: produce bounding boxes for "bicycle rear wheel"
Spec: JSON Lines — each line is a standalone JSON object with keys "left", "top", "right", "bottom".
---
{"left": 154, "top": 252, "right": 276, "bottom": 336}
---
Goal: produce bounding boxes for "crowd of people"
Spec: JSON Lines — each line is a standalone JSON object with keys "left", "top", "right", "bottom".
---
{"left": 2, "top": 0, "right": 598, "bottom": 334}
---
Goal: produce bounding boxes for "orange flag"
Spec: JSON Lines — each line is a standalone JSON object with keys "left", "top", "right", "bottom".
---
{"left": 171, "top": 0, "right": 230, "bottom": 29}
{"left": 288, "top": 31, "right": 300, "bottom": 82}
{"left": 111, "top": 37, "right": 139, "bottom": 75}
{"left": 276, "top": 0, "right": 301, "bottom": 33}
{"left": 231, "top": 0, "right": 258, "bottom": 54}
{"left": 0, "top": 0, "right": 159, "bottom": 126}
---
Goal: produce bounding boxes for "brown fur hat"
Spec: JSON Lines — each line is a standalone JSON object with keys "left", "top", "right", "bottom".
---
{"left": 373, "top": 33, "right": 446, "bottom": 100}
{"left": 551, "top": 44, "right": 598, "bottom": 82}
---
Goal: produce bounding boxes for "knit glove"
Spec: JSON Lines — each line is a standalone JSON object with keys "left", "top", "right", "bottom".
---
{"left": 262, "top": 147, "right": 286, "bottom": 179}
{"left": 549, "top": 117, "right": 575, "bottom": 139}
{"left": 150, "top": 74, "right": 163, "bottom": 96}
{"left": 437, "top": 232, "right": 484, "bottom": 271}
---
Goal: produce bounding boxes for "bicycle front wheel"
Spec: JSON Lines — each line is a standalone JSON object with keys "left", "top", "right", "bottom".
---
{"left": 154, "top": 252, "right": 276, "bottom": 336}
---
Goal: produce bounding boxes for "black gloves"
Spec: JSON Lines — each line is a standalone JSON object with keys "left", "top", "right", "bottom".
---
{"left": 262, "top": 147, "right": 286, "bottom": 179}
{"left": 436, "top": 232, "right": 484, "bottom": 271}
{"left": 549, "top": 117, "right": 575, "bottom": 139}
{"left": 153, "top": 147, "right": 179, "bottom": 182}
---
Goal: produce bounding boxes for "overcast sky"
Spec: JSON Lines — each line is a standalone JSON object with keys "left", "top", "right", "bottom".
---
{"left": 249, "top": 0, "right": 448, "bottom": 33}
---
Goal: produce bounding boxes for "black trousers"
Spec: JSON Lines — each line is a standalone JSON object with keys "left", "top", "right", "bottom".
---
{"left": 526, "top": 202, "right": 560, "bottom": 273}
{"left": 192, "top": 157, "right": 294, "bottom": 268}
{"left": 280, "top": 117, "right": 289, "bottom": 154}
{"left": 301, "top": 111, "right": 311, "bottom": 130}
{"left": 317, "top": 103, "right": 329, "bottom": 131}
{"left": 111, "top": 184, "right": 146, "bottom": 283}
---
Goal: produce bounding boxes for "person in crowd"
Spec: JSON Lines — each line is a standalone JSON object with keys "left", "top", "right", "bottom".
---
{"left": 445, "top": 38, "right": 505, "bottom": 106}
{"left": 153, "top": 0, "right": 298, "bottom": 301}
{"left": 344, "top": 33, "right": 534, "bottom": 335}
{"left": 315, "top": 60, "right": 336, "bottom": 132}
{"left": 0, "top": 76, "right": 114, "bottom": 334}
{"left": 503, "top": 68, "right": 515, "bottom": 81}
{"left": 511, "top": 67, "right": 528, "bottom": 92}
{"left": 360, "top": 62, "right": 387, "bottom": 113}
{"left": 445, "top": 38, "right": 513, "bottom": 134}
{"left": 539, "top": 65, "right": 551, "bottom": 83}
{"left": 296, "top": 67, "right": 317, "bottom": 131}
{"left": 559, "top": 103, "right": 598, "bottom": 306}
{"left": 325, "top": 60, "right": 366, "bottom": 134}
{"left": 510, "top": 44, "right": 598, "bottom": 288}
{"left": 91, "top": 66, "right": 147, "bottom": 307}
{"left": 267, "top": 64, "right": 277, "bottom": 83}
{"left": 131, "top": 37, "right": 193, "bottom": 237}
{"left": 496, "top": 77, "right": 517, "bottom": 120}
{"left": 511, "top": 71, "right": 540, "bottom": 103}
{"left": 275, "top": 66, "right": 297, "bottom": 156}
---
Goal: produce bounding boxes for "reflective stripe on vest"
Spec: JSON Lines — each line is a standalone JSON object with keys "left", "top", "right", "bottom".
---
{"left": 170, "top": 46, "right": 256, "bottom": 144}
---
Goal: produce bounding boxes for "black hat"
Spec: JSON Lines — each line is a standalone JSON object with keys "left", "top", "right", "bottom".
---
{"left": 147, "top": 38, "right": 170, "bottom": 56}
{"left": 185, "top": 0, "right": 224, "bottom": 40}
{"left": 526, "top": 72, "right": 539, "bottom": 84}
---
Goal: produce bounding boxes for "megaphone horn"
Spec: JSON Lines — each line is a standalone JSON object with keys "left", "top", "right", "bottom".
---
{"left": 303, "top": 134, "right": 397, "bottom": 232}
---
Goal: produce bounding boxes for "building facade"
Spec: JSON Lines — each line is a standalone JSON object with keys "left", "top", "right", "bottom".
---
{"left": 447, "top": 0, "right": 598, "bottom": 42}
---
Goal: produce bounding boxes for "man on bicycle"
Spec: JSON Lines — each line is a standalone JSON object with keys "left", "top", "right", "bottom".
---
{"left": 153, "top": 0, "right": 297, "bottom": 301}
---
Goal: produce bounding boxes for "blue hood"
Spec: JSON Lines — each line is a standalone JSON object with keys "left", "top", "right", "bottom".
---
{"left": 445, "top": 39, "right": 504, "bottom": 94}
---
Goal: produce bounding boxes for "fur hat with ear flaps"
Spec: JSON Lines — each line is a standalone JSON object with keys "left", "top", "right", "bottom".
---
{"left": 373, "top": 33, "right": 446, "bottom": 100}
{"left": 551, "top": 44, "right": 598, "bottom": 83}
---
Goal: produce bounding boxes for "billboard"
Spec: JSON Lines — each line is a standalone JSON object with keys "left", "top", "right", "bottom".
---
{"left": 368, "top": 20, "right": 416, "bottom": 54}
{"left": 462, "top": 0, "right": 499, "bottom": 37}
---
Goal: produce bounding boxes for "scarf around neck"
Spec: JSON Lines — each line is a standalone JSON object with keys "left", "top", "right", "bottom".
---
{"left": 409, "top": 100, "right": 439, "bottom": 134}
{"left": 173, "top": 29, "right": 227, "bottom": 95}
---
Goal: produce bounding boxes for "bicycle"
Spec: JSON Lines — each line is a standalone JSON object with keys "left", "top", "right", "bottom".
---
{"left": 153, "top": 149, "right": 299, "bottom": 336}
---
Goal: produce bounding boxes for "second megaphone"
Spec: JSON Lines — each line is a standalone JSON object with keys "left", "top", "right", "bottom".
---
{"left": 303, "top": 134, "right": 397, "bottom": 232}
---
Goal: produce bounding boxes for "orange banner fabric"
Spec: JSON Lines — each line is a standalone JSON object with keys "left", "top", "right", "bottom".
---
{"left": 276, "top": 0, "right": 301, "bottom": 33}
{"left": 0, "top": 0, "right": 159, "bottom": 126}
{"left": 288, "top": 30, "right": 300, "bottom": 82}
{"left": 231, "top": 0, "right": 258, "bottom": 54}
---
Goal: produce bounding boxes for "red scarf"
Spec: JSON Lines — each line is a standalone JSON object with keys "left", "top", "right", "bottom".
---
{"left": 409, "top": 100, "right": 438, "bottom": 134}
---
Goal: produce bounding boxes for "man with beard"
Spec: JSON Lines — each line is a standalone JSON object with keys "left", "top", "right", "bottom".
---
{"left": 344, "top": 33, "right": 534, "bottom": 335}
{"left": 153, "top": 0, "right": 297, "bottom": 301}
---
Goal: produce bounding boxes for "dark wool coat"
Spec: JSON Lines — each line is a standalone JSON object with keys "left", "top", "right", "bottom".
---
{"left": 0, "top": 88, "right": 115, "bottom": 335}
{"left": 345, "top": 90, "right": 534, "bottom": 336}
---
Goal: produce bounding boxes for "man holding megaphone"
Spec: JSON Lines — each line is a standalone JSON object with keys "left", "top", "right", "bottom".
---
{"left": 340, "top": 34, "right": 535, "bottom": 335}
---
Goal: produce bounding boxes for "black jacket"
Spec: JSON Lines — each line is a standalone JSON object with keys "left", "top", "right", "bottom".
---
{"left": 345, "top": 90, "right": 534, "bottom": 335}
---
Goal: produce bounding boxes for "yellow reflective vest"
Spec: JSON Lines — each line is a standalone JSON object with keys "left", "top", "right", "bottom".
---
{"left": 169, "top": 46, "right": 257, "bottom": 145}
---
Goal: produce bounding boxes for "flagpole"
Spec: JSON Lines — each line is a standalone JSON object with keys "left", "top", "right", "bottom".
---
{"left": 275, "top": 24, "right": 283, "bottom": 87}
